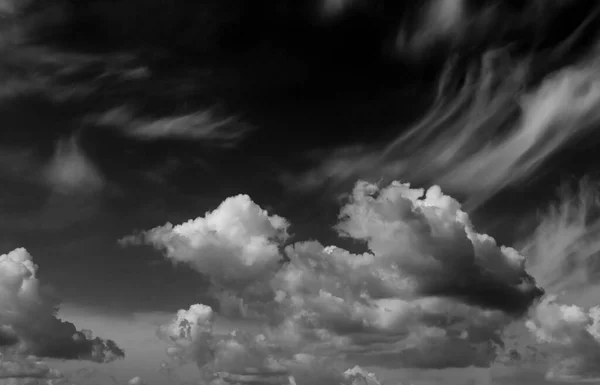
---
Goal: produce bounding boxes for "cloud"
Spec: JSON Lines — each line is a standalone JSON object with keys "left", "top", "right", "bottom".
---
{"left": 401, "top": 0, "right": 467, "bottom": 53}
{"left": 42, "top": 136, "right": 104, "bottom": 195}
{"left": 0, "top": 354, "right": 62, "bottom": 380}
{"left": 127, "top": 376, "right": 146, "bottom": 385}
{"left": 526, "top": 296, "right": 600, "bottom": 383}
{"left": 0, "top": 248, "right": 124, "bottom": 363}
{"left": 320, "top": 0, "right": 363, "bottom": 19}
{"left": 157, "top": 304, "right": 384, "bottom": 385}
{"left": 119, "top": 194, "right": 289, "bottom": 303}
{"left": 91, "top": 105, "right": 251, "bottom": 146}
{"left": 268, "top": 181, "right": 541, "bottom": 369}
{"left": 126, "top": 180, "right": 543, "bottom": 375}
{"left": 293, "top": 21, "right": 600, "bottom": 208}
{"left": 520, "top": 178, "right": 600, "bottom": 294}
{"left": 519, "top": 178, "right": 600, "bottom": 382}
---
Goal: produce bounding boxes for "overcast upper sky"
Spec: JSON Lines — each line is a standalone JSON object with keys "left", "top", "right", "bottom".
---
{"left": 2, "top": 1, "right": 600, "bottom": 384}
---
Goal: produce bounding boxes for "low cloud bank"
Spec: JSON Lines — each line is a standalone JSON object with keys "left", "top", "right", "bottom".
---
{"left": 122, "top": 180, "right": 544, "bottom": 382}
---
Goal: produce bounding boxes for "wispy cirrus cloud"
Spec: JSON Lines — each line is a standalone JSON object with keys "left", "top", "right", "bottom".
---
{"left": 517, "top": 178, "right": 600, "bottom": 382}
{"left": 91, "top": 105, "right": 251, "bottom": 146}
{"left": 291, "top": 40, "right": 600, "bottom": 208}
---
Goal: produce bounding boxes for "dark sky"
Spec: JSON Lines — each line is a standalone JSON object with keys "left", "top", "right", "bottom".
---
{"left": 3, "top": 1, "right": 600, "bottom": 384}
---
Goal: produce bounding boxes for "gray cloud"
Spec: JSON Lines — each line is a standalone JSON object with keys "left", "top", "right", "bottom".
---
{"left": 91, "top": 105, "right": 251, "bottom": 146}
{"left": 43, "top": 136, "right": 104, "bottom": 195}
{"left": 0, "top": 248, "right": 124, "bottom": 363}
{"left": 125, "top": 180, "right": 543, "bottom": 375}
{"left": 519, "top": 178, "right": 600, "bottom": 382}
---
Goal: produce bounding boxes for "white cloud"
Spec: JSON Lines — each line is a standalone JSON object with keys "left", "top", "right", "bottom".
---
{"left": 127, "top": 180, "right": 544, "bottom": 376}
{"left": 294, "top": 43, "right": 600, "bottom": 208}
{"left": 520, "top": 179, "right": 600, "bottom": 382}
{"left": 92, "top": 105, "right": 251, "bottom": 146}
{"left": 127, "top": 376, "right": 146, "bottom": 385}
{"left": 520, "top": 178, "right": 600, "bottom": 294}
{"left": 0, "top": 248, "right": 124, "bottom": 363}
{"left": 526, "top": 296, "right": 600, "bottom": 383}
{"left": 120, "top": 194, "right": 289, "bottom": 304}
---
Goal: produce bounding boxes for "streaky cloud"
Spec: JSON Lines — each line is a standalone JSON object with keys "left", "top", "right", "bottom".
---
{"left": 520, "top": 178, "right": 600, "bottom": 294}
{"left": 91, "top": 105, "right": 251, "bottom": 146}
{"left": 292, "top": 10, "right": 600, "bottom": 208}
{"left": 520, "top": 178, "right": 600, "bottom": 382}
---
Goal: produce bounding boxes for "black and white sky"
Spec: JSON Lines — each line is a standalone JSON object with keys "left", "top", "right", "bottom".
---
{"left": 2, "top": 0, "right": 600, "bottom": 384}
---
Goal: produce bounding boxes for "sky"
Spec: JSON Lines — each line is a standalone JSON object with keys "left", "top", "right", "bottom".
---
{"left": 2, "top": 0, "right": 600, "bottom": 384}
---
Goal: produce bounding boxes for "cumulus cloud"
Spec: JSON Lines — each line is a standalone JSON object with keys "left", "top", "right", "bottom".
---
{"left": 526, "top": 296, "right": 600, "bottom": 382}
{"left": 91, "top": 105, "right": 251, "bottom": 146}
{"left": 0, "top": 353, "right": 62, "bottom": 381}
{"left": 42, "top": 136, "right": 104, "bottom": 195}
{"left": 119, "top": 194, "right": 289, "bottom": 305}
{"left": 157, "top": 304, "right": 385, "bottom": 385}
{"left": 126, "top": 180, "right": 543, "bottom": 377}
{"left": 268, "top": 181, "right": 540, "bottom": 369}
{"left": 0, "top": 248, "right": 124, "bottom": 364}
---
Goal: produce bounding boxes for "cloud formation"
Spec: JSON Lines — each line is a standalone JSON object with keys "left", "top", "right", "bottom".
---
{"left": 120, "top": 194, "right": 289, "bottom": 308}
{"left": 0, "top": 353, "right": 62, "bottom": 381}
{"left": 293, "top": 8, "right": 600, "bottom": 207}
{"left": 127, "top": 376, "right": 146, "bottom": 385}
{"left": 124, "top": 180, "right": 543, "bottom": 379}
{"left": 520, "top": 178, "right": 600, "bottom": 294}
{"left": 92, "top": 105, "right": 251, "bottom": 146}
{"left": 157, "top": 303, "right": 384, "bottom": 385}
{"left": 42, "top": 136, "right": 104, "bottom": 195}
{"left": 519, "top": 179, "right": 600, "bottom": 382}
{"left": 526, "top": 295, "right": 600, "bottom": 383}
{"left": 0, "top": 248, "right": 124, "bottom": 365}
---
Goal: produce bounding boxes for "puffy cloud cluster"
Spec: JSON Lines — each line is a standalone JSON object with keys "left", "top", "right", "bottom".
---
{"left": 0, "top": 352, "right": 62, "bottom": 384}
{"left": 526, "top": 296, "right": 600, "bottom": 382}
{"left": 158, "top": 304, "right": 384, "bottom": 385}
{"left": 0, "top": 248, "right": 124, "bottom": 367}
{"left": 268, "top": 182, "right": 541, "bottom": 369}
{"left": 125, "top": 180, "right": 543, "bottom": 379}
{"left": 120, "top": 194, "right": 289, "bottom": 307}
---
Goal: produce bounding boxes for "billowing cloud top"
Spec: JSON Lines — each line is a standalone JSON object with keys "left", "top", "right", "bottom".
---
{"left": 120, "top": 194, "right": 289, "bottom": 295}
{"left": 0, "top": 248, "right": 124, "bottom": 363}
{"left": 124, "top": 180, "right": 543, "bottom": 377}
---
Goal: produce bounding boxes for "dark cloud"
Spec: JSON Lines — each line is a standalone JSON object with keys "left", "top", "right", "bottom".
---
{"left": 0, "top": 248, "right": 124, "bottom": 363}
